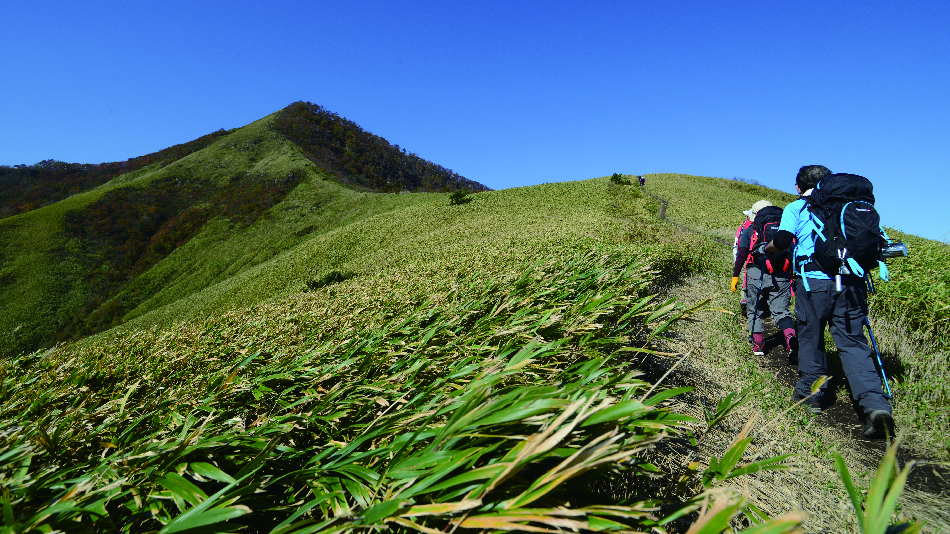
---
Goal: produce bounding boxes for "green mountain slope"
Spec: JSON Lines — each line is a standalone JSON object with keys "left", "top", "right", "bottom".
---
{"left": 0, "top": 129, "right": 230, "bottom": 219}
{"left": 1, "top": 102, "right": 948, "bottom": 531}
{"left": 0, "top": 108, "right": 489, "bottom": 359}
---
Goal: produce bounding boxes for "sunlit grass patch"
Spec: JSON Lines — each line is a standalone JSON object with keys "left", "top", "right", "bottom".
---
{"left": 862, "top": 231, "right": 950, "bottom": 452}
{"left": 0, "top": 248, "right": 798, "bottom": 532}
{"left": 643, "top": 173, "right": 796, "bottom": 232}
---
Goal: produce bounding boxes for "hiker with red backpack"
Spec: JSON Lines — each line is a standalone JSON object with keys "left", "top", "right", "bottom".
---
{"left": 731, "top": 200, "right": 798, "bottom": 360}
{"left": 763, "top": 165, "right": 895, "bottom": 438}
{"left": 732, "top": 207, "right": 755, "bottom": 309}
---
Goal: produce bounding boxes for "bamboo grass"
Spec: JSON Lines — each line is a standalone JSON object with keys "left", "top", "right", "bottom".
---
{"left": 2, "top": 250, "right": 799, "bottom": 532}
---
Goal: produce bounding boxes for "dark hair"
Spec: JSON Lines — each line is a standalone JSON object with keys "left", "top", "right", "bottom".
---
{"left": 796, "top": 165, "right": 831, "bottom": 191}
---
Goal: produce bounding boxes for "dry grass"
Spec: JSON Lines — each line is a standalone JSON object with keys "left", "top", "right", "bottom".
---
{"left": 867, "top": 308, "right": 950, "bottom": 453}
{"left": 665, "top": 273, "right": 950, "bottom": 533}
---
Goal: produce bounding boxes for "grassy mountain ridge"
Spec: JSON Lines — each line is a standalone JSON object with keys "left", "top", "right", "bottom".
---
{"left": 0, "top": 129, "right": 230, "bottom": 219}
{"left": 102, "top": 178, "right": 652, "bottom": 336}
{"left": 2, "top": 173, "right": 729, "bottom": 532}
{"left": 5, "top": 169, "right": 946, "bottom": 531}
{"left": 0, "top": 107, "right": 489, "bottom": 359}
{"left": 2, "top": 101, "right": 948, "bottom": 530}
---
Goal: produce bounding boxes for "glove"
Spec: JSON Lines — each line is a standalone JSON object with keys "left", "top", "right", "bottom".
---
{"left": 731, "top": 277, "right": 739, "bottom": 293}
{"left": 755, "top": 243, "right": 769, "bottom": 256}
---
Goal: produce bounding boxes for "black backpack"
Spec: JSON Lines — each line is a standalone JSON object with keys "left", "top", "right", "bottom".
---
{"left": 804, "top": 173, "right": 888, "bottom": 279}
{"left": 749, "top": 205, "right": 792, "bottom": 273}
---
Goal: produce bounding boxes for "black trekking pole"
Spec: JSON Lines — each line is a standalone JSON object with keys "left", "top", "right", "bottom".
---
{"left": 864, "top": 317, "right": 893, "bottom": 402}
{"left": 863, "top": 273, "right": 893, "bottom": 401}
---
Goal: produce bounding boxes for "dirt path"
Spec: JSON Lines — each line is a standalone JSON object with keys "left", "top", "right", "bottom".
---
{"left": 753, "top": 323, "right": 950, "bottom": 495}
{"left": 640, "top": 183, "right": 730, "bottom": 245}
{"left": 637, "top": 183, "right": 950, "bottom": 530}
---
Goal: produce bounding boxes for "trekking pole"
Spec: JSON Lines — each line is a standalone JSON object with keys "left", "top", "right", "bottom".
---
{"left": 864, "top": 317, "right": 894, "bottom": 402}
{"left": 861, "top": 273, "right": 893, "bottom": 401}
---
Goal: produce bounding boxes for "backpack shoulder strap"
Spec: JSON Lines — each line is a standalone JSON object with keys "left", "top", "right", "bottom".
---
{"left": 804, "top": 209, "right": 826, "bottom": 242}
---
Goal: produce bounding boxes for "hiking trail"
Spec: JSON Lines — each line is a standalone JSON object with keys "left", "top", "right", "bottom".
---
{"left": 636, "top": 180, "right": 949, "bottom": 526}
{"left": 640, "top": 184, "right": 731, "bottom": 246}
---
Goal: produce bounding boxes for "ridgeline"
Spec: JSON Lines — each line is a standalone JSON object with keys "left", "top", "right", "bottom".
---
{"left": 0, "top": 103, "right": 488, "bottom": 359}
{"left": 1, "top": 103, "right": 948, "bottom": 532}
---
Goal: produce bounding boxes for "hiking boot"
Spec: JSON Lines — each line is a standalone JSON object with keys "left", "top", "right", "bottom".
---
{"left": 793, "top": 393, "right": 821, "bottom": 414}
{"left": 785, "top": 335, "right": 798, "bottom": 365}
{"left": 864, "top": 410, "right": 895, "bottom": 438}
{"left": 752, "top": 341, "right": 765, "bottom": 356}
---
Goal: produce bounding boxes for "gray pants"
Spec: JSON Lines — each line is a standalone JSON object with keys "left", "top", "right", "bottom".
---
{"left": 794, "top": 277, "right": 891, "bottom": 415}
{"left": 745, "top": 263, "right": 794, "bottom": 335}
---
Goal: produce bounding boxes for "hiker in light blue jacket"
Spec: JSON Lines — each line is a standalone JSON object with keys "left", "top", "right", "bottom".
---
{"left": 763, "top": 165, "right": 894, "bottom": 438}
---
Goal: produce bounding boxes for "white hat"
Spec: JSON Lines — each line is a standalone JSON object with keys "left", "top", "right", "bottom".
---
{"left": 743, "top": 200, "right": 772, "bottom": 218}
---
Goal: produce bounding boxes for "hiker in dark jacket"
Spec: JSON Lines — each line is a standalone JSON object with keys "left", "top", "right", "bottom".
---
{"left": 763, "top": 165, "right": 894, "bottom": 438}
{"left": 733, "top": 208, "right": 754, "bottom": 308}
{"left": 732, "top": 200, "right": 797, "bottom": 359}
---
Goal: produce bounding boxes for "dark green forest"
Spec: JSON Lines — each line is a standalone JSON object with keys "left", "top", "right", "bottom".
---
{"left": 273, "top": 101, "right": 489, "bottom": 194}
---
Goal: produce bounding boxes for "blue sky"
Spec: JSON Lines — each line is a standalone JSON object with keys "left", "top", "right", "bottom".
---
{"left": 2, "top": 1, "right": 948, "bottom": 241}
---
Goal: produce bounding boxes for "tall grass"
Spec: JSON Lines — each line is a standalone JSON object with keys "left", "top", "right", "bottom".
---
{"left": 865, "top": 230, "right": 950, "bottom": 452}
{"left": 0, "top": 167, "right": 935, "bottom": 531}
{"left": 871, "top": 230, "right": 950, "bottom": 345}
{"left": 0, "top": 249, "right": 802, "bottom": 532}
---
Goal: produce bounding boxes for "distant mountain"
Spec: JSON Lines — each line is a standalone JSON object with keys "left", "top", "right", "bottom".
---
{"left": 0, "top": 103, "right": 489, "bottom": 358}
{"left": 0, "top": 102, "right": 488, "bottom": 222}
{"left": 0, "top": 129, "right": 230, "bottom": 219}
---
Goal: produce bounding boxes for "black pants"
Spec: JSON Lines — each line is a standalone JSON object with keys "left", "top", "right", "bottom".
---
{"left": 794, "top": 276, "right": 891, "bottom": 415}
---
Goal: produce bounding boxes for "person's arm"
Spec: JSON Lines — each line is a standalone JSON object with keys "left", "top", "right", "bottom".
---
{"left": 764, "top": 230, "right": 794, "bottom": 254}
{"left": 764, "top": 202, "right": 801, "bottom": 254}
{"left": 735, "top": 226, "right": 754, "bottom": 268}
{"left": 733, "top": 246, "right": 750, "bottom": 277}
{"left": 731, "top": 226, "right": 751, "bottom": 292}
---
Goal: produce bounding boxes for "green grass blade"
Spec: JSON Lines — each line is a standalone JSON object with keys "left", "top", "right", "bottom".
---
{"left": 831, "top": 449, "right": 867, "bottom": 532}
{"left": 161, "top": 505, "right": 252, "bottom": 533}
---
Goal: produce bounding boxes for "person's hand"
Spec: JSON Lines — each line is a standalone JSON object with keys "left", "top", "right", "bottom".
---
{"left": 755, "top": 243, "right": 769, "bottom": 256}
{"left": 731, "top": 277, "right": 739, "bottom": 293}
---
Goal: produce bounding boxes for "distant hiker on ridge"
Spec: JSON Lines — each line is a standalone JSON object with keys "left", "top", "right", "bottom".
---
{"left": 638, "top": 175, "right": 645, "bottom": 187}
{"left": 763, "top": 165, "right": 895, "bottom": 438}
{"left": 732, "top": 200, "right": 798, "bottom": 360}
